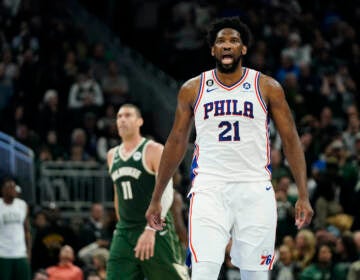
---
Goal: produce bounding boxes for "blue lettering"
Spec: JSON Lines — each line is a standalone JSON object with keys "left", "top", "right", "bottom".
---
{"left": 203, "top": 100, "right": 254, "bottom": 119}
{"left": 243, "top": 101, "right": 254, "bottom": 118}
{"left": 214, "top": 100, "right": 225, "bottom": 116}
{"left": 204, "top": 103, "right": 213, "bottom": 119}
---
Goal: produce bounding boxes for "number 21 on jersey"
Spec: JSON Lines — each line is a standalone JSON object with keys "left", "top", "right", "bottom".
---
{"left": 219, "top": 120, "right": 240, "bottom": 141}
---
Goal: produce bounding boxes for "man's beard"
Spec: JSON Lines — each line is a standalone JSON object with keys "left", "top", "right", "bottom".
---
{"left": 215, "top": 55, "right": 242, "bottom": 73}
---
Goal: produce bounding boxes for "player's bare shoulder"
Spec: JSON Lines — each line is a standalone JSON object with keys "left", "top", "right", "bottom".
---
{"left": 107, "top": 147, "right": 117, "bottom": 166}
{"left": 178, "top": 75, "right": 202, "bottom": 107}
{"left": 144, "top": 140, "right": 164, "bottom": 172}
{"left": 145, "top": 140, "right": 164, "bottom": 156}
{"left": 258, "top": 73, "right": 286, "bottom": 106}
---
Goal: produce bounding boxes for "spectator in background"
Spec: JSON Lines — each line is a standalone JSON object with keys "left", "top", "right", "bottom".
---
{"left": 32, "top": 269, "right": 49, "bottom": 280}
{"left": 68, "top": 64, "right": 104, "bottom": 121}
{"left": 270, "top": 244, "right": 301, "bottom": 280}
{"left": 63, "top": 50, "right": 79, "bottom": 90}
{"left": 0, "top": 177, "right": 32, "bottom": 280}
{"left": 46, "top": 245, "right": 83, "bottom": 280}
{"left": 89, "top": 42, "right": 109, "bottom": 82}
{"left": 299, "top": 243, "right": 334, "bottom": 279}
{"left": 82, "top": 112, "right": 100, "bottom": 159}
{"left": 342, "top": 106, "right": 360, "bottom": 155}
{"left": 270, "top": 148, "right": 291, "bottom": 182}
{"left": 83, "top": 248, "right": 109, "bottom": 280}
{"left": 96, "top": 121, "right": 120, "bottom": 163}
{"left": 68, "top": 128, "right": 93, "bottom": 161}
{"left": 37, "top": 89, "right": 65, "bottom": 142}
{"left": 0, "top": 61, "right": 13, "bottom": 111}
{"left": 275, "top": 176, "right": 296, "bottom": 246}
{"left": 31, "top": 204, "right": 79, "bottom": 271}
{"left": 2, "top": 48, "right": 19, "bottom": 81}
{"left": 312, "top": 171, "right": 343, "bottom": 231}
{"left": 332, "top": 232, "right": 358, "bottom": 279}
{"left": 101, "top": 60, "right": 130, "bottom": 107}
{"left": 78, "top": 203, "right": 111, "bottom": 266}
{"left": 293, "top": 229, "right": 317, "bottom": 270}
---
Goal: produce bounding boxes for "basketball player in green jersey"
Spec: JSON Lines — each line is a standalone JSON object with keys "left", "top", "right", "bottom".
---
{"left": 106, "top": 104, "right": 189, "bottom": 280}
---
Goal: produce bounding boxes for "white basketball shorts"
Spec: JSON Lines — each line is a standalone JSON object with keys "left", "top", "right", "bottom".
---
{"left": 187, "top": 181, "right": 277, "bottom": 271}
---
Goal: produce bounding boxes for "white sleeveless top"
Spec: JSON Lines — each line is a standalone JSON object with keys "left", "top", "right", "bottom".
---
{"left": 190, "top": 68, "right": 271, "bottom": 192}
{"left": 0, "top": 198, "right": 27, "bottom": 258}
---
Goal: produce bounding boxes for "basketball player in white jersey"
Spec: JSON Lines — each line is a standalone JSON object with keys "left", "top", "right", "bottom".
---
{"left": 146, "top": 17, "right": 314, "bottom": 280}
{"left": 0, "top": 177, "right": 31, "bottom": 280}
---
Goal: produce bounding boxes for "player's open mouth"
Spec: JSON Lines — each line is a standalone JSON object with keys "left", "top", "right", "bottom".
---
{"left": 221, "top": 55, "right": 233, "bottom": 64}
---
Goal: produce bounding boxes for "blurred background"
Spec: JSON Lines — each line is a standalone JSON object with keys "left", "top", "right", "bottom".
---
{"left": 1, "top": 0, "right": 360, "bottom": 279}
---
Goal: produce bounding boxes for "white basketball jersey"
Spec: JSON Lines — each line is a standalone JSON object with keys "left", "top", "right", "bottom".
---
{"left": 0, "top": 198, "right": 27, "bottom": 257}
{"left": 190, "top": 67, "right": 271, "bottom": 191}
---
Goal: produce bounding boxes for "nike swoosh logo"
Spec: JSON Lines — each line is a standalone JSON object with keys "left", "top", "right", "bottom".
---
{"left": 206, "top": 88, "right": 217, "bottom": 92}
{"left": 159, "top": 230, "right": 168, "bottom": 236}
{"left": 266, "top": 186, "right": 272, "bottom": 191}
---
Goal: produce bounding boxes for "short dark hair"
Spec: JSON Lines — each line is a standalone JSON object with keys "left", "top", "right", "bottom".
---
{"left": 207, "top": 17, "right": 252, "bottom": 48}
{"left": 1, "top": 176, "right": 15, "bottom": 188}
{"left": 119, "top": 103, "right": 142, "bottom": 118}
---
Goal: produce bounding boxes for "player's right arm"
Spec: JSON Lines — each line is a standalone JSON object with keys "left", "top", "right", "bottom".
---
{"left": 146, "top": 76, "right": 199, "bottom": 230}
{"left": 107, "top": 148, "right": 120, "bottom": 221}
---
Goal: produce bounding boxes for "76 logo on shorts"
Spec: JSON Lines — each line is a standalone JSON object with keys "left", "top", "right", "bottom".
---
{"left": 260, "top": 254, "right": 272, "bottom": 265}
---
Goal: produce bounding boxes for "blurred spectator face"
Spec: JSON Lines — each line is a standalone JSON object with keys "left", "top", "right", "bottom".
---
{"left": 65, "top": 51, "right": 76, "bottom": 64}
{"left": 0, "top": 63, "right": 5, "bottom": 77}
{"left": 277, "top": 176, "right": 291, "bottom": 193}
{"left": 33, "top": 270, "right": 49, "bottom": 280}
{"left": 353, "top": 231, "right": 360, "bottom": 253}
{"left": 283, "top": 235, "right": 295, "bottom": 249}
{"left": 91, "top": 204, "right": 104, "bottom": 221}
{"left": 1, "top": 179, "right": 17, "bottom": 199}
{"left": 93, "top": 43, "right": 104, "bottom": 59}
{"left": 108, "top": 61, "right": 118, "bottom": 75}
{"left": 59, "top": 245, "right": 74, "bottom": 262}
{"left": 70, "top": 145, "right": 85, "bottom": 161}
{"left": 47, "top": 130, "right": 57, "bottom": 144}
{"left": 71, "top": 129, "right": 87, "bottom": 146}
{"left": 271, "top": 149, "right": 282, "bottom": 166}
{"left": 34, "top": 211, "right": 48, "bottom": 229}
{"left": 279, "top": 245, "right": 293, "bottom": 265}
{"left": 320, "top": 107, "right": 333, "bottom": 126}
{"left": 318, "top": 244, "right": 332, "bottom": 264}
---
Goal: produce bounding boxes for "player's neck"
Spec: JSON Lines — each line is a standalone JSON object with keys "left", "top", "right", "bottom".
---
{"left": 216, "top": 65, "right": 245, "bottom": 86}
{"left": 121, "top": 135, "right": 143, "bottom": 153}
{"left": 3, "top": 196, "right": 14, "bottom": 204}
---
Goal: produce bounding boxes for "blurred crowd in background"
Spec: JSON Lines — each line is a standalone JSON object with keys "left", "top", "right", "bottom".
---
{"left": 1, "top": 0, "right": 360, "bottom": 279}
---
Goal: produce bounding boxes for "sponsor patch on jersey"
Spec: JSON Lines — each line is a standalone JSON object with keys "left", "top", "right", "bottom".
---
{"left": 243, "top": 82, "right": 251, "bottom": 89}
{"left": 133, "top": 151, "right": 142, "bottom": 161}
{"left": 206, "top": 79, "right": 214, "bottom": 86}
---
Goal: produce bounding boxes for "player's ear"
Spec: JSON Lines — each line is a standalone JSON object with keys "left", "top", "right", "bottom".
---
{"left": 211, "top": 47, "right": 215, "bottom": 56}
{"left": 137, "top": 117, "right": 144, "bottom": 127}
{"left": 241, "top": 46, "right": 247, "bottom": 55}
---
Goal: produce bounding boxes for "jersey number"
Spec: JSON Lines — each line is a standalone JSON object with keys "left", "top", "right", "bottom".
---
{"left": 219, "top": 121, "right": 240, "bottom": 141}
{"left": 121, "top": 181, "right": 133, "bottom": 200}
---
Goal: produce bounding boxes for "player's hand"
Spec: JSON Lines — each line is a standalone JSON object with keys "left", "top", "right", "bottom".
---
{"left": 145, "top": 200, "right": 165, "bottom": 231}
{"left": 295, "top": 198, "right": 314, "bottom": 229}
{"left": 134, "top": 228, "right": 156, "bottom": 261}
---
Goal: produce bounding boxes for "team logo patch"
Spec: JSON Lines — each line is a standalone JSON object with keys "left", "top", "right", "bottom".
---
{"left": 206, "top": 79, "right": 214, "bottom": 86}
{"left": 133, "top": 151, "right": 142, "bottom": 161}
{"left": 243, "top": 82, "right": 251, "bottom": 89}
{"left": 260, "top": 250, "right": 273, "bottom": 266}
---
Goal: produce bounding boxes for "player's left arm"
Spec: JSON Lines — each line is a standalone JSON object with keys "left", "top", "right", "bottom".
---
{"left": 260, "top": 74, "right": 314, "bottom": 229}
{"left": 146, "top": 142, "right": 174, "bottom": 218}
{"left": 135, "top": 141, "right": 174, "bottom": 261}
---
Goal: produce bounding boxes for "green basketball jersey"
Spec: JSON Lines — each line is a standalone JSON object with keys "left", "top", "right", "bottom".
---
{"left": 109, "top": 138, "right": 156, "bottom": 229}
